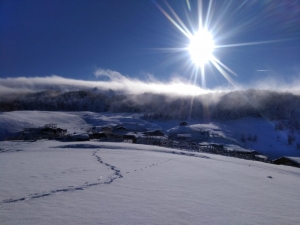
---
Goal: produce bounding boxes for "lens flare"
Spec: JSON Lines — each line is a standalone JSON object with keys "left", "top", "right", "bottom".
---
{"left": 153, "top": 0, "right": 292, "bottom": 90}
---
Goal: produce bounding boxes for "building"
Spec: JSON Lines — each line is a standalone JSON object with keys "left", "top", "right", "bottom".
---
{"left": 89, "top": 132, "right": 107, "bottom": 139}
{"left": 123, "top": 134, "right": 137, "bottom": 143}
{"left": 144, "top": 130, "right": 165, "bottom": 136}
{"left": 179, "top": 121, "right": 188, "bottom": 126}
{"left": 199, "top": 143, "right": 225, "bottom": 154}
{"left": 273, "top": 157, "right": 300, "bottom": 168}
{"left": 21, "top": 124, "right": 67, "bottom": 140}
{"left": 40, "top": 124, "right": 67, "bottom": 138}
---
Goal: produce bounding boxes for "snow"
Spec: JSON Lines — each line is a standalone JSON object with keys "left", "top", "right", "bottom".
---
{"left": 69, "top": 133, "right": 90, "bottom": 140}
{"left": 255, "top": 155, "right": 268, "bottom": 160}
{"left": 1, "top": 140, "right": 300, "bottom": 225}
{"left": 1, "top": 111, "right": 300, "bottom": 159}
{"left": 0, "top": 111, "right": 87, "bottom": 137}
{"left": 225, "top": 144, "right": 257, "bottom": 153}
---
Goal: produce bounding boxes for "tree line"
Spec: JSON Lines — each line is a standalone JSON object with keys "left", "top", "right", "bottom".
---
{"left": 1, "top": 89, "right": 300, "bottom": 130}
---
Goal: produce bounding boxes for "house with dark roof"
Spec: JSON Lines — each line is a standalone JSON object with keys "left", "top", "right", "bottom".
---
{"left": 123, "top": 134, "right": 137, "bottom": 143}
{"left": 144, "top": 130, "right": 165, "bottom": 136}
{"left": 179, "top": 121, "right": 188, "bottom": 126}
{"left": 273, "top": 157, "right": 300, "bottom": 168}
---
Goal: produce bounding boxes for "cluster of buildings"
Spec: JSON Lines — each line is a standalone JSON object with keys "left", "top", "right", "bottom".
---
{"left": 20, "top": 124, "right": 67, "bottom": 140}
{"left": 16, "top": 122, "right": 300, "bottom": 168}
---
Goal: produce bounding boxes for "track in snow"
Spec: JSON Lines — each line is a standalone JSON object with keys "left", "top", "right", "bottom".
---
{"left": 1, "top": 149, "right": 175, "bottom": 204}
{"left": 1, "top": 150, "right": 123, "bottom": 204}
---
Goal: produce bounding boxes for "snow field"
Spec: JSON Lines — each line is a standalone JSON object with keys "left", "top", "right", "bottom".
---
{"left": 1, "top": 140, "right": 300, "bottom": 224}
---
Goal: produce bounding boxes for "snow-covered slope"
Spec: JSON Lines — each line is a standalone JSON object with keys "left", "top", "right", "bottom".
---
{"left": 1, "top": 141, "right": 300, "bottom": 225}
{"left": 166, "top": 118, "right": 300, "bottom": 159}
{"left": 0, "top": 111, "right": 87, "bottom": 137}
{"left": 1, "top": 111, "right": 300, "bottom": 159}
{"left": 0, "top": 111, "right": 160, "bottom": 139}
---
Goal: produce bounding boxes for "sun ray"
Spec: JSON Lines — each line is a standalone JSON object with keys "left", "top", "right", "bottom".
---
{"left": 216, "top": 38, "right": 295, "bottom": 48}
{"left": 204, "top": 0, "right": 213, "bottom": 29}
{"left": 198, "top": 0, "right": 203, "bottom": 28}
{"left": 233, "top": 0, "right": 249, "bottom": 13}
{"left": 200, "top": 65, "right": 206, "bottom": 89}
{"left": 210, "top": 59, "right": 236, "bottom": 87}
{"left": 186, "top": 0, "right": 191, "bottom": 11}
{"left": 153, "top": 1, "right": 297, "bottom": 92}
{"left": 153, "top": 1, "right": 190, "bottom": 38}
{"left": 163, "top": 1, "right": 192, "bottom": 38}
{"left": 209, "top": 1, "right": 232, "bottom": 34}
{"left": 211, "top": 55, "right": 237, "bottom": 77}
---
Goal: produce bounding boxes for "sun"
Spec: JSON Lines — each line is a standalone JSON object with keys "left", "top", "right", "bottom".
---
{"left": 188, "top": 29, "right": 215, "bottom": 68}
{"left": 153, "top": 0, "right": 241, "bottom": 88}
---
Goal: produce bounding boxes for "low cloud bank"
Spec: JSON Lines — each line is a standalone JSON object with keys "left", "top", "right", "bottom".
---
{"left": 1, "top": 68, "right": 300, "bottom": 97}
{"left": 0, "top": 69, "right": 211, "bottom": 96}
{"left": 246, "top": 71, "right": 300, "bottom": 94}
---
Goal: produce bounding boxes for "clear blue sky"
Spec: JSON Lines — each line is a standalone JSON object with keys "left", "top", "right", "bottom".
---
{"left": 1, "top": 0, "right": 300, "bottom": 89}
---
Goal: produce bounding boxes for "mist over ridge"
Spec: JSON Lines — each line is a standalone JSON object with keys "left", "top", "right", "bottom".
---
{"left": 1, "top": 88, "right": 300, "bottom": 130}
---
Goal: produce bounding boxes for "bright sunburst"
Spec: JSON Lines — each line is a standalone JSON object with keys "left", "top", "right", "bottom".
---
{"left": 153, "top": 0, "right": 285, "bottom": 89}
{"left": 153, "top": 0, "right": 236, "bottom": 88}
{"left": 188, "top": 29, "right": 215, "bottom": 68}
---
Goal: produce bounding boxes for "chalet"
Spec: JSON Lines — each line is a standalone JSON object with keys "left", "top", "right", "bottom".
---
{"left": 101, "top": 126, "right": 112, "bottom": 133}
{"left": 64, "top": 133, "right": 89, "bottom": 141}
{"left": 106, "top": 133, "right": 123, "bottom": 142}
{"left": 144, "top": 130, "right": 165, "bottom": 136}
{"left": 123, "top": 134, "right": 137, "bottom": 143}
{"left": 89, "top": 132, "right": 107, "bottom": 139}
{"left": 199, "top": 143, "right": 225, "bottom": 154}
{"left": 41, "top": 127, "right": 57, "bottom": 137}
{"left": 199, "top": 143, "right": 258, "bottom": 159}
{"left": 75, "top": 134, "right": 90, "bottom": 141}
{"left": 188, "top": 142, "right": 198, "bottom": 147}
{"left": 113, "top": 126, "right": 128, "bottom": 135}
{"left": 21, "top": 128, "right": 40, "bottom": 140}
{"left": 273, "top": 157, "right": 300, "bottom": 168}
{"left": 179, "top": 121, "right": 188, "bottom": 126}
{"left": 40, "top": 124, "right": 67, "bottom": 138}
{"left": 254, "top": 155, "right": 268, "bottom": 162}
{"left": 57, "top": 128, "right": 67, "bottom": 136}
{"left": 226, "top": 147, "right": 258, "bottom": 159}
{"left": 20, "top": 124, "right": 68, "bottom": 140}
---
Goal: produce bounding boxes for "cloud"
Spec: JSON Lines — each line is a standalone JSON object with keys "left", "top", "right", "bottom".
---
{"left": 0, "top": 69, "right": 211, "bottom": 96}
{"left": 246, "top": 68, "right": 300, "bottom": 94}
{"left": 1, "top": 68, "right": 300, "bottom": 97}
{"left": 94, "top": 69, "right": 126, "bottom": 81}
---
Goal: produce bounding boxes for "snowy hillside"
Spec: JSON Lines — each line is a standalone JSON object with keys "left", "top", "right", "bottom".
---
{"left": 0, "top": 111, "right": 159, "bottom": 139}
{"left": 2, "top": 89, "right": 300, "bottom": 126}
{"left": 1, "top": 111, "right": 300, "bottom": 159}
{"left": 1, "top": 140, "right": 300, "bottom": 225}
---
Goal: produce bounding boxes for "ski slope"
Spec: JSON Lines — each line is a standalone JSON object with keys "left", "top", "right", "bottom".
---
{"left": 1, "top": 140, "right": 300, "bottom": 225}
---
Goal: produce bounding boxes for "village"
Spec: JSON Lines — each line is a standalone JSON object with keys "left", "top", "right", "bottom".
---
{"left": 5, "top": 121, "right": 300, "bottom": 168}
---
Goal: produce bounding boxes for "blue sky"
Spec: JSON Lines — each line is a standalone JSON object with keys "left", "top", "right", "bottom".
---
{"left": 1, "top": 0, "right": 300, "bottom": 93}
